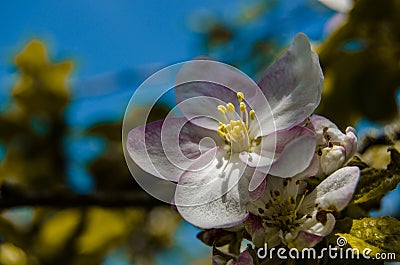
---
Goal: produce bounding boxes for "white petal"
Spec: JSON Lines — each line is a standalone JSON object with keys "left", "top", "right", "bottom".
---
{"left": 127, "top": 118, "right": 221, "bottom": 182}
{"left": 319, "top": 145, "right": 346, "bottom": 175}
{"left": 241, "top": 126, "right": 316, "bottom": 180}
{"left": 309, "top": 114, "right": 339, "bottom": 145}
{"left": 343, "top": 127, "right": 357, "bottom": 159}
{"left": 256, "top": 33, "right": 323, "bottom": 134}
{"left": 175, "top": 150, "right": 256, "bottom": 229}
{"left": 304, "top": 166, "right": 360, "bottom": 212}
{"left": 267, "top": 133, "right": 316, "bottom": 178}
{"left": 285, "top": 211, "right": 335, "bottom": 249}
{"left": 175, "top": 59, "right": 262, "bottom": 131}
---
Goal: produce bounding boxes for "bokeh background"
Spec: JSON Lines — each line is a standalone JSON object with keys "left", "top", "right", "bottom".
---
{"left": 0, "top": 0, "right": 399, "bottom": 264}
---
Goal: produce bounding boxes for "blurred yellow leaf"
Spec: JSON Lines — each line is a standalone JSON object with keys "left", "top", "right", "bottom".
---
{"left": 361, "top": 141, "right": 400, "bottom": 169}
{"left": 35, "top": 209, "right": 81, "bottom": 257}
{"left": 0, "top": 243, "right": 27, "bottom": 265}
{"left": 12, "top": 40, "right": 73, "bottom": 113}
{"left": 77, "top": 208, "right": 142, "bottom": 254}
{"left": 0, "top": 39, "right": 73, "bottom": 188}
{"left": 147, "top": 207, "right": 180, "bottom": 245}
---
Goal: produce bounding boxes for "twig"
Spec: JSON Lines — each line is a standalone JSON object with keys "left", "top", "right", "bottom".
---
{"left": 0, "top": 183, "right": 165, "bottom": 209}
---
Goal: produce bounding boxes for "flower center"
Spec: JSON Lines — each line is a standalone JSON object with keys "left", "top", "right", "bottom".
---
{"left": 216, "top": 92, "right": 256, "bottom": 153}
{"left": 254, "top": 179, "right": 309, "bottom": 232}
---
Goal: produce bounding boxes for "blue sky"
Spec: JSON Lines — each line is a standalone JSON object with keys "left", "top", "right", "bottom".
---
{"left": 0, "top": 0, "right": 259, "bottom": 126}
{"left": 0, "top": 1, "right": 249, "bottom": 78}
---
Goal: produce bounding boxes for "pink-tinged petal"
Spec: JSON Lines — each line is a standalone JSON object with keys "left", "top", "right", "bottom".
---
{"left": 309, "top": 114, "right": 338, "bottom": 130}
{"left": 309, "top": 115, "right": 358, "bottom": 160}
{"left": 343, "top": 127, "right": 357, "bottom": 159}
{"left": 304, "top": 166, "right": 360, "bottom": 212}
{"left": 286, "top": 212, "right": 335, "bottom": 249}
{"left": 306, "top": 212, "right": 336, "bottom": 237}
{"left": 241, "top": 126, "right": 316, "bottom": 180}
{"left": 296, "top": 154, "right": 320, "bottom": 179}
{"left": 257, "top": 33, "right": 323, "bottom": 132}
{"left": 237, "top": 251, "right": 254, "bottom": 265}
{"left": 244, "top": 214, "right": 265, "bottom": 247}
{"left": 249, "top": 176, "right": 266, "bottom": 200}
{"left": 287, "top": 231, "right": 324, "bottom": 249}
{"left": 175, "top": 149, "right": 256, "bottom": 229}
{"left": 126, "top": 118, "right": 221, "bottom": 182}
{"left": 175, "top": 83, "right": 240, "bottom": 131}
{"left": 309, "top": 114, "right": 338, "bottom": 144}
{"left": 263, "top": 128, "right": 316, "bottom": 178}
{"left": 175, "top": 59, "right": 261, "bottom": 130}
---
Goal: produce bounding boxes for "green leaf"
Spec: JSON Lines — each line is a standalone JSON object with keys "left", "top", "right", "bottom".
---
{"left": 337, "top": 217, "right": 400, "bottom": 260}
{"left": 353, "top": 168, "right": 400, "bottom": 205}
{"left": 352, "top": 148, "right": 400, "bottom": 206}
{"left": 346, "top": 156, "right": 368, "bottom": 170}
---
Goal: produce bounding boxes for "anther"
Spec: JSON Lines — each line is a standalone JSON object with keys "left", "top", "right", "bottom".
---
{"left": 317, "top": 149, "right": 322, "bottom": 156}
{"left": 217, "top": 129, "right": 225, "bottom": 139}
{"left": 217, "top": 105, "right": 227, "bottom": 116}
{"left": 249, "top": 110, "right": 255, "bottom": 120}
{"left": 237, "top": 92, "right": 244, "bottom": 102}
{"left": 283, "top": 180, "right": 288, "bottom": 187}
{"left": 240, "top": 102, "right": 246, "bottom": 112}
{"left": 226, "top": 103, "right": 235, "bottom": 113}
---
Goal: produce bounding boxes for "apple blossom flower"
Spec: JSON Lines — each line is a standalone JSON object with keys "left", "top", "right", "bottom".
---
{"left": 127, "top": 33, "right": 323, "bottom": 229}
{"left": 245, "top": 166, "right": 360, "bottom": 250}
{"left": 309, "top": 114, "right": 357, "bottom": 176}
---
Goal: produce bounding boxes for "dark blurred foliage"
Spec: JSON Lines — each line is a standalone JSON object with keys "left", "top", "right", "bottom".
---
{"left": 318, "top": 0, "right": 400, "bottom": 128}
{"left": 197, "top": 0, "right": 400, "bottom": 129}
{"left": 0, "top": 41, "right": 183, "bottom": 265}
{"left": 0, "top": 40, "right": 71, "bottom": 190}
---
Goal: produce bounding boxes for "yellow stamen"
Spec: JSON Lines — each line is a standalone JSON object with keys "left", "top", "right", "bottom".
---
{"left": 217, "top": 105, "right": 227, "bottom": 116}
{"left": 237, "top": 92, "right": 244, "bottom": 102}
{"left": 217, "top": 128, "right": 225, "bottom": 139}
{"left": 240, "top": 102, "right": 246, "bottom": 112}
{"left": 214, "top": 92, "right": 260, "bottom": 153}
{"left": 249, "top": 110, "right": 255, "bottom": 120}
{"left": 226, "top": 103, "right": 235, "bottom": 113}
